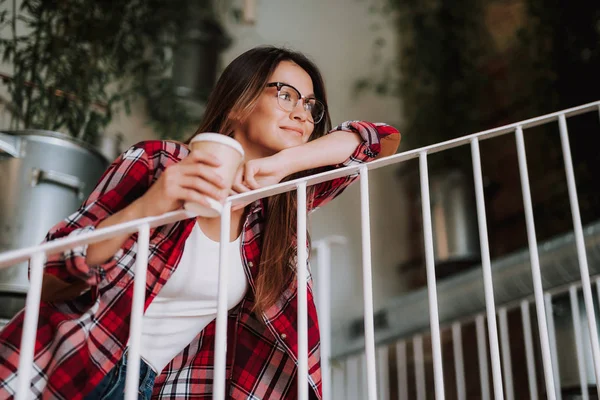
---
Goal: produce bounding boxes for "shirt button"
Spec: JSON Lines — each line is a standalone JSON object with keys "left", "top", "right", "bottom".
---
{"left": 281, "top": 333, "right": 287, "bottom": 340}
{"left": 248, "top": 262, "right": 254, "bottom": 267}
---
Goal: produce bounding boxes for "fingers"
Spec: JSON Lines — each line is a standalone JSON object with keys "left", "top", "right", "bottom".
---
{"left": 232, "top": 165, "right": 252, "bottom": 193}
{"left": 177, "top": 163, "right": 227, "bottom": 190}
{"left": 232, "top": 182, "right": 251, "bottom": 194}
{"left": 243, "top": 164, "right": 261, "bottom": 190}
{"left": 178, "top": 187, "right": 213, "bottom": 208}
{"left": 185, "top": 150, "right": 222, "bottom": 168}
{"left": 179, "top": 176, "right": 228, "bottom": 203}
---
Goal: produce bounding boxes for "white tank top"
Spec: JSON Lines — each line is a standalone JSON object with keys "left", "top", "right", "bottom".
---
{"left": 139, "top": 223, "right": 247, "bottom": 373}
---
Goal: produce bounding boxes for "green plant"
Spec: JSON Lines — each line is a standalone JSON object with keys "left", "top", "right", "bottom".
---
{"left": 357, "top": 0, "right": 493, "bottom": 159}
{"left": 0, "top": 0, "right": 221, "bottom": 143}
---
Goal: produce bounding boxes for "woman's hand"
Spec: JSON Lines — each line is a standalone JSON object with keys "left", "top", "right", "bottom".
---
{"left": 137, "top": 150, "right": 229, "bottom": 217}
{"left": 229, "top": 153, "right": 289, "bottom": 211}
{"left": 240, "top": 153, "right": 288, "bottom": 190}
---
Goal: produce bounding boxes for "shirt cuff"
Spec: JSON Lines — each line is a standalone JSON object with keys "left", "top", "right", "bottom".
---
{"left": 330, "top": 121, "right": 383, "bottom": 166}
{"left": 44, "top": 226, "right": 122, "bottom": 285}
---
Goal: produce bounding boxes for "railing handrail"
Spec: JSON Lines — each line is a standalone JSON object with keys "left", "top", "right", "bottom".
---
{"left": 2, "top": 99, "right": 598, "bottom": 269}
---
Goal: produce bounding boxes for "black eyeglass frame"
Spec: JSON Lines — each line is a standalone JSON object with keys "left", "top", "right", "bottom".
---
{"left": 266, "top": 82, "right": 326, "bottom": 124}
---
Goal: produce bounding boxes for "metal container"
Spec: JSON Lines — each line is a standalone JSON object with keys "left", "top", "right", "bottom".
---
{"left": 0, "top": 130, "right": 108, "bottom": 297}
{"left": 430, "top": 169, "right": 481, "bottom": 266}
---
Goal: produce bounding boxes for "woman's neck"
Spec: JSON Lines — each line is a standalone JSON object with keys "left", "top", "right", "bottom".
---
{"left": 195, "top": 207, "right": 246, "bottom": 243}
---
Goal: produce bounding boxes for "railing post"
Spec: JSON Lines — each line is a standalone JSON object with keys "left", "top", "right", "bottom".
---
{"left": 359, "top": 165, "right": 378, "bottom": 400}
{"left": 297, "top": 182, "right": 309, "bottom": 400}
{"left": 515, "top": 125, "right": 557, "bottom": 400}
{"left": 476, "top": 315, "right": 491, "bottom": 400}
{"left": 125, "top": 223, "right": 150, "bottom": 400}
{"left": 558, "top": 113, "right": 600, "bottom": 397}
{"left": 414, "top": 335, "right": 426, "bottom": 400}
{"left": 499, "top": 308, "right": 514, "bottom": 400}
{"left": 452, "top": 323, "right": 466, "bottom": 400}
{"left": 315, "top": 241, "right": 332, "bottom": 400}
{"left": 314, "top": 236, "right": 346, "bottom": 400}
{"left": 544, "top": 293, "right": 562, "bottom": 400}
{"left": 213, "top": 201, "right": 233, "bottom": 400}
{"left": 377, "top": 346, "right": 390, "bottom": 400}
{"left": 471, "top": 138, "right": 505, "bottom": 400}
{"left": 347, "top": 355, "right": 361, "bottom": 400}
{"left": 520, "top": 301, "right": 539, "bottom": 400}
{"left": 396, "top": 341, "right": 409, "bottom": 400}
{"left": 569, "top": 286, "right": 590, "bottom": 400}
{"left": 419, "top": 152, "right": 445, "bottom": 399}
{"left": 15, "top": 252, "right": 45, "bottom": 400}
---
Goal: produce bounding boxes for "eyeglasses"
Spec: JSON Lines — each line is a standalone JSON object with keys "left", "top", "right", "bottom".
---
{"left": 266, "top": 82, "right": 326, "bottom": 124}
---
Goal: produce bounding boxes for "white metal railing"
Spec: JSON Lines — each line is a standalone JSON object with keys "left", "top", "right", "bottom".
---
{"left": 330, "top": 279, "right": 600, "bottom": 399}
{"left": 0, "top": 100, "right": 599, "bottom": 399}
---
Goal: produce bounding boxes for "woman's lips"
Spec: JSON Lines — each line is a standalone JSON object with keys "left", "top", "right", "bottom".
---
{"left": 281, "top": 126, "right": 303, "bottom": 135}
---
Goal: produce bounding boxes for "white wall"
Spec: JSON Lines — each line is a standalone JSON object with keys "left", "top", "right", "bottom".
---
{"left": 220, "top": 0, "right": 412, "bottom": 335}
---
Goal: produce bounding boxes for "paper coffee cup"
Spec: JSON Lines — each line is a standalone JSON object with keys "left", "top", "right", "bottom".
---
{"left": 184, "top": 133, "right": 244, "bottom": 218}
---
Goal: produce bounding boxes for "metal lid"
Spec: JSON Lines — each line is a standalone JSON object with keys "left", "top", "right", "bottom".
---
{"left": 0, "top": 129, "right": 109, "bottom": 164}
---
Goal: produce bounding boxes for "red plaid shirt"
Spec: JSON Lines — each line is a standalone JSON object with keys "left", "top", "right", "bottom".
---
{"left": 0, "top": 121, "right": 399, "bottom": 399}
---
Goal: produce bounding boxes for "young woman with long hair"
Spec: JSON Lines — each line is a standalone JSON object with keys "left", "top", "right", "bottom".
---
{"left": 0, "top": 46, "right": 400, "bottom": 399}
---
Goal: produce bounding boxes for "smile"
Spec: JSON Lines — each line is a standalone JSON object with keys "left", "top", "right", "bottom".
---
{"left": 281, "top": 127, "right": 303, "bottom": 136}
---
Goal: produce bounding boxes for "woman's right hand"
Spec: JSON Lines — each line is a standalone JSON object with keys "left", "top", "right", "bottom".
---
{"left": 137, "top": 150, "right": 229, "bottom": 217}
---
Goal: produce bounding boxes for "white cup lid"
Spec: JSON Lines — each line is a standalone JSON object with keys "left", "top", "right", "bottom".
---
{"left": 189, "top": 133, "right": 244, "bottom": 157}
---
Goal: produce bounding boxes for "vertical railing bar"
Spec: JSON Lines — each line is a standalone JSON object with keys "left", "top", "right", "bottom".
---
{"left": 471, "top": 138, "right": 505, "bottom": 400}
{"left": 124, "top": 223, "right": 150, "bottom": 400}
{"left": 596, "top": 278, "right": 600, "bottom": 324}
{"left": 452, "top": 323, "right": 466, "bottom": 400}
{"left": 515, "top": 125, "right": 557, "bottom": 400}
{"left": 332, "top": 360, "right": 345, "bottom": 400}
{"left": 476, "top": 315, "right": 491, "bottom": 400}
{"left": 359, "top": 165, "right": 378, "bottom": 400}
{"left": 418, "top": 152, "right": 445, "bottom": 400}
{"left": 499, "top": 308, "right": 514, "bottom": 400}
{"left": 213, "top": 201, "right": 232, "bottom": 400}
{"left": 396, "top": 341, "right": 409, "bottom": 400}
{"left": 377, "top": 346, "right": 390, "bottom": 400}
{"left": 520, "top": 300, "right": 539, "bottom": 400}
{"left": 297, "top": 182, "right": 309, "bottom": 400}
{"left": 569, "top": 286, "right": 590, "bottom": 400}
{"left": 558, "top": 114, "right": 600, "bottom": 397}
{"left": 342, "top": 358, "right": 348, "bottom": 400}
{"left": 347, "top": 356, "right": 360, "bottom": 400}
{"left": 361, "top": 353, "right": 369, "bottom": 400}
{"left": 316, "top": 242, "right": 332, "bottom": 400}
{"left": 414, "top": 335, "right": 426, "bottom": 400}
{"left": 544, "top": 293, "right": 562, "bottom": 400}
{"left": 15, "top": 252, "right": 45, "bottom": 400}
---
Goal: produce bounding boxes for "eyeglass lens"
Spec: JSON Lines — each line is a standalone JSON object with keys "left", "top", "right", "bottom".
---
{"left": 277, "top": 85, "right": 324, "bottom": 123}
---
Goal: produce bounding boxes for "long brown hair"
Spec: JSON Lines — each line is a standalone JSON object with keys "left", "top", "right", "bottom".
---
{"left": 186, "top": 46, "right": 332, "bottom": 313}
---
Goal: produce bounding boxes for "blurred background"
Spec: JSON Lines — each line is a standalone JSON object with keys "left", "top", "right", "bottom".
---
{"left": 0, "top": 0, "right": 599, "bottom": 398}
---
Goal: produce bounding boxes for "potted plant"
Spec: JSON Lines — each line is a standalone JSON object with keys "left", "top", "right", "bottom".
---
{"left": 0, "top": 0, "right": 231, "bottom": 144}
{"left": 0, "top": 0, "right": 231, "bottom": 309}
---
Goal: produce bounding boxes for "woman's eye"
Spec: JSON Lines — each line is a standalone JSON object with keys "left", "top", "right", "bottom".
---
{"left": 279, "top": 93, "right": 293, "bottom": 102}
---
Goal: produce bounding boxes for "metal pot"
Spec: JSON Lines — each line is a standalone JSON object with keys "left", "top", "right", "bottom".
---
{"left": 0, "top": 130, "right": 108, "bottom": 297}
{"left": 430, "top": 169, "right": 481, "bottom": 265}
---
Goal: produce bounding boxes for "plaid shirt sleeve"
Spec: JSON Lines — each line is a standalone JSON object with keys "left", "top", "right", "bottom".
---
{"left": 309, "top": 120, "right": 400, "bottom": 211}
{"left": 42, "top": 143, "right": 153, "bottom": 285}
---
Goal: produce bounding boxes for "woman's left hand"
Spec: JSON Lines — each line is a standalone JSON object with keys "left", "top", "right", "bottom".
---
{"left": 240, "top": 153, "right": 288, "bottom": 190}
{"left": 230, "top": 153, "right": 288, "bottom": 211}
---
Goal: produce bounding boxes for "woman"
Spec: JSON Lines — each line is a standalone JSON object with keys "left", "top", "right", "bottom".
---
{"left": 0, "top": 46, "right": 400, "bottom": 399}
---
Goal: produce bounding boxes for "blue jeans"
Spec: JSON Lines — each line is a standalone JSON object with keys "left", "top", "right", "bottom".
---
{"left": 84, "top": 350, "right": 157, "bottom": 400}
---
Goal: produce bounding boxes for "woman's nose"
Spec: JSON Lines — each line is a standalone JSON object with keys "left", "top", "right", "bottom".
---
{"left": 290, "top": 101, "right": 308, "bottom": 122}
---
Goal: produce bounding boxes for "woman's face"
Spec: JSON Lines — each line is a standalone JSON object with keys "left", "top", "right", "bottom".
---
{"left": 233, "top": 61, "right": 317, "bottom": 160}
